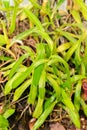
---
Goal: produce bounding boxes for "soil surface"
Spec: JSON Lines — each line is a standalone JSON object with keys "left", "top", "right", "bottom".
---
{"left": 8, "top": 103, "right": 87, "bottom": 130}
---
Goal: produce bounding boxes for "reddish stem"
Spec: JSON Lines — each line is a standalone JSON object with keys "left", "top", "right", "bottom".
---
{"left": 82, "top": 79, "right": 87, "bottom": 100}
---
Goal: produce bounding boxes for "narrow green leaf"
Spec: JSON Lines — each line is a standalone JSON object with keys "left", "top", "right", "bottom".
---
{"left": 80, "top": 98, "right": 87, "bottom": 116}
{"left": 65, "top": 106, "right": 80, "bottom": 128}
{"left": 81, "top": 63, "right": 86, "bottom": 76}
{"left": 47, "top": 75, "right": 60, "bottom": 98}
{"left": 4, "top": 59, "right": 47, "bottom": 95}
{"left": 13, "top": 79, "right": 31, "bottom": 101}
{"left": 33, "top": 100, "right": 57, "bottom": 130}
{"left": 4, "top": 71, "right": 23, "bottom": 95}
{"left": 1, "top": 62, "right": 15, "bottom": 71}
{"left": 75, "top": 42, "right": 81, "bottom": 65}
{"left": 9, "top": 53, "right": 29, "bottom": 79}
{"left": 24, "top": 8, "right": 53, "bottom": 52}
{"left": 29, "top": 0, "right": 41, "bottom": 9}
{"left": 28, "top": 44, "right": 45, "bottom": 104}
{"left": 62, "top": 89, "right": 75, "bottom": 110}
{"left": 71, "top": 75, "right": 86, "bottom": 83}
{"left": 33, "top": 98, "right": 44, "bottom": 118}
{"left": 64, "top": 40, "right": 79, "bottom": 61}
{"left": 57, "top": 42, "right": 71, "bottom": 52}
{"left": 0, "top": 115, "right": 9, "bottom": 128}
{"left": 71, "top": 10, "right": 81, "bottom": 23}
{"left": 20, "top": 45, "right": 35, "bottom": 60}
{"left": 62, "top": 89, "right": 80, "bottom": 128}
{"left": 44, "top": 93, "right": 56, "bottom": 110}
{"left": 0, "top": 34, "right": 6, "bottom": 46}
{"left": 3, "top": 109, "right": 15, "bottom": 119}
{"left": 12, "top": 65, "right": 33, "bottom": 89}
{"left": 48, "top": 55, "right": 71, "bottom": 89}
{"left": 65, "top": 34, "right": 86, "bottom": 61}
{"left": 51, "top": 0, "right": 65, "bottom": 19}
{"left": 3, "top": 0, "right": 10, "bottom": 9}
{"left": 36, "top": 30, "right": 53, "bottom": 53}
{"left": 9, "top": 5, "right": 18, "bottom": 34}
{"left": 1, "top": 21, "right": 10, "bottom": 48}
{"left": 33, "top": 70, "right": 46, "bottom": 118}
{"left": 0, "top": 56, "right": 12, "bottom": 61}
{"left": 24, "top": 8, "right": 44, "bottom": 32}
{"left": 74, "top": 81, "right": 82, "bottom": 111}
{"left": 11, "top": 27, "right": 36, "bottom": 46}
{"left": 12, "top": 59, "right": 47, "bottom": 90}
{"left": 75, "top": 0, "right": 87, "bottom": 20}
{"left": 57, "top": 29, "right": 77, "bottom": 44}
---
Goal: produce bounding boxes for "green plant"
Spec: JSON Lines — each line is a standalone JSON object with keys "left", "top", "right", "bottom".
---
{"left": 0, "top": 108, "right": 15, "bottom": 130}
{"left": 1, "top": 0, "right": 87, "bottom": 130}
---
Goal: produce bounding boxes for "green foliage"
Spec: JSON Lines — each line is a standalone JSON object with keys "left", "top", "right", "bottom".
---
{"left": 0, "top": 0, "right": 87, "bottom": 129}
{"left": 33, "top": 100, "right": 57, "bottom": 130}
{"left": 0, "top": 108, "right": 15, "bottom": 130}
{"left": 62, "top": 89, "right": 80, "bottom": 128}
{"left": 0, "top": 115, "right": 9, "bottom": 129}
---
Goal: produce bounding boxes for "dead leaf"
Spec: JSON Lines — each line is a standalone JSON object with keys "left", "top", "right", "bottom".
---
{"left": 0, "top": 103, "right": 4, "bottom": 114}
{"left": 49, "top": 122, "right": 65, "bottom": 130}
{"left": 76, "top": 129, "right": 81, "bottom": 130}
{"left": 29, "top": 118, "right": 36, "bottom": 130}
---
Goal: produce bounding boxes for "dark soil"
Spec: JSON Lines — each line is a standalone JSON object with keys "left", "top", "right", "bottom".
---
{"left": 8, "top": 103, "right": 87, "bottom": 130}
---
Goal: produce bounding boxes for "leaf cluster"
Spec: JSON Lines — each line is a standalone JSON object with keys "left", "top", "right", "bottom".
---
{"left": 0, "top": 0, "right": 87, "bottom": 129}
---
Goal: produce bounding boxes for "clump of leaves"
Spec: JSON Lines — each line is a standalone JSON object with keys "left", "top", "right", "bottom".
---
{"left": 0, "top": 0, "right": 87, "bottom": 130}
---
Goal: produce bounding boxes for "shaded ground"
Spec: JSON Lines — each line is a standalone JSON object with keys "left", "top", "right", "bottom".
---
{"left": 8, "top": 102, "right": 87, "bottom": 130}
